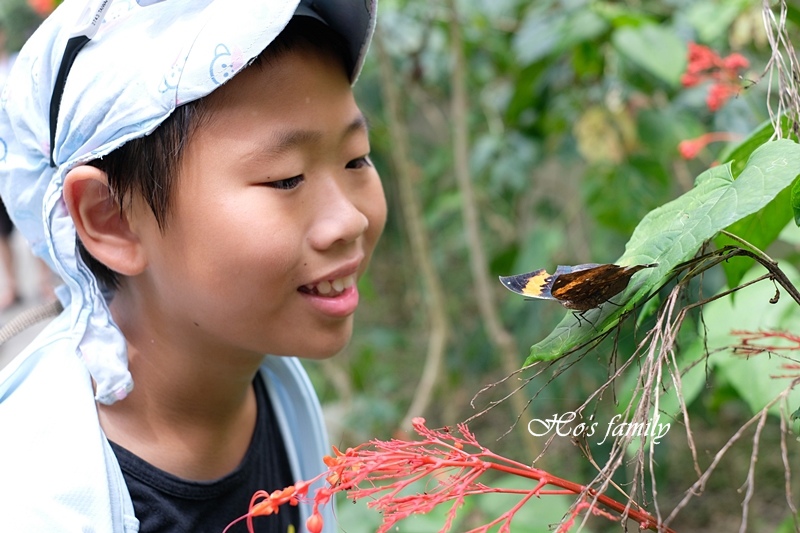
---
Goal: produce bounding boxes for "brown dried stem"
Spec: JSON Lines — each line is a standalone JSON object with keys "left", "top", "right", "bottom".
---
{"left": 761, "top": 0, "right": 800, "bottom": 137}
{"left": 374, "top": 31, "right": 451, "bottom": 430}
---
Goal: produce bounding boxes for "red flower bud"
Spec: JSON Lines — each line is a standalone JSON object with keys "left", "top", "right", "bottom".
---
{"left": 306, "top": 512, "right": 324, "bottom": 533}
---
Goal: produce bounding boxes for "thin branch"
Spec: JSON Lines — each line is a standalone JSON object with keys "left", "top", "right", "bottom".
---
{"left": 761, "top": 0, "right": 800, "bottom": 138}
{"left": 779, "top": 402, "right": 800, "bottom": 530}
{"left": 374, "top": 31, "right": 451, "bottom": 430}
{"left": 444, "top": 0, "right": 533, "bottom": 436}
{"left": 738, "top": 408, "right": 768, "bottom": 533}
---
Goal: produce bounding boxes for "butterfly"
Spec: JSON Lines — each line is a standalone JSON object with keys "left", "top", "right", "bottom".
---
{"left": 499, "top": 263, "right": 658, "bottom": 312}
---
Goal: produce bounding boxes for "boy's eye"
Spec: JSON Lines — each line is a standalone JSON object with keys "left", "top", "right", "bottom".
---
{"left": 265, "top": 176, "right": 304, "bottom": 190}
{"left": 346, "top": 156, "right": 372, "bottom": 170}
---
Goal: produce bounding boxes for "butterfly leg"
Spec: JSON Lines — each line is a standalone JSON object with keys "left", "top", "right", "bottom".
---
{"left": 572, "top": 311, "right": 598, "bottom": 330}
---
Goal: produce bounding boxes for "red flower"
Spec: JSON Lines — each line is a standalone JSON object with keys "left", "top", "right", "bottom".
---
{"left": 681, "top": 72, "right": 702, "bottom": 87}
{"left": 722, "top": 53, "right": 749, "bottom": 71}
{"left": 686, "top": 42, "right": 719, "bottom": 74}
{"left": 27, "top": 0, "right": 58, "bottom": 16}
{"left": 681, "top": 42, "right": 750, "bottom": 111}
{"left": 678, "top": 139, "right": 703, "bottom": 160}
{"left": 707, "top": 83, "right": 736, "bottom": 112}
{"left": 677, "top": 132, "right": 742, "bottom": 160}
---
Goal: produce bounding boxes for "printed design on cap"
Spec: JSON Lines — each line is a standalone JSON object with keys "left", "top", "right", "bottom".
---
{"left": 30, "top": 56, "right": 40, "bottom": 96}
{"left": 209, "top": 43, "right": 244, "bottom": 85}
{"left": 160, "top": 57, "right": 185, "bottom": 93}
{"left": 96, "top": 1, "right": 136, "bottom": 35}
{"left": 107, "top": 0, "right": 135, "bottom": 21}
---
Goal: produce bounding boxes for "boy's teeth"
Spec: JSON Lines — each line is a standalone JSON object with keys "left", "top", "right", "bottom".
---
{"left": 307, "top": 275, "right": 355, "bottom": 296}
{"left": 317, "top": 280, "right": 332, "bottom": 295}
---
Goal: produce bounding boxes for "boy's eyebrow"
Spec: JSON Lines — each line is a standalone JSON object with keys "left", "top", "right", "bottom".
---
{"left": 262, "top": 113, "right": 370, "bottom": 158}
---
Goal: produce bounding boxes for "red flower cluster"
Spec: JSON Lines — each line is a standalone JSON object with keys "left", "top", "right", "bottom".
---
{"left": 227, "top": 417, "right": 673, "bottom": 533}
{"left": 27, "top": 0, "right": 59, "bottom": 17}
{"left": 681, "top": 42, "right": 749, "bottom": 111}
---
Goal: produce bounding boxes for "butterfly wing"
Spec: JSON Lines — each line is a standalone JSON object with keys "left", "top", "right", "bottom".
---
{"left": 551, "top": 263, "right": 658, "bottom": 310}
{"left": 552, "top": 263, "right": 603, "bottom": 277}
{"left": 498, "top": 268, "right": 555, "bottom": 300}
{"left": 550, "top": 264, "right": 625, "bottom": 310}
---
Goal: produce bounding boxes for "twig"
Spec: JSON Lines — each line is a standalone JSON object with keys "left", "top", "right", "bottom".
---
{"left": 374, "top": 31, "right": 451, "bottom": 430}
{"left": 444, "top": 0, "right": 534, "bottom": 444}
{"left": 738, "top": 408, "right": 768, "bottom": 533}
{"left": 761, "top": 0, "right": 800, "bottom": 138}
{"left": 779, "top": 402, "right": 800, "bottom": 531}
{"left": 719, "top": 230, "right": 777, "bottom": 264}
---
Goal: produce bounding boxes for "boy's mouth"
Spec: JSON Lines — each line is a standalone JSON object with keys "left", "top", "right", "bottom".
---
{"left": 299, "top": 274, "right": 356, "bottom": 297}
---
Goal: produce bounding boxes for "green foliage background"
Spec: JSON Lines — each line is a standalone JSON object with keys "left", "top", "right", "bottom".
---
{"left": 337, "top": 1, "right": 776, "bottom": 424}
{"left": 326, "top": 0, "right": 800, "bottom": 530}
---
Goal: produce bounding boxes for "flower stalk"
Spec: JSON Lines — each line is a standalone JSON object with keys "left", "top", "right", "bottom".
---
{"left": 678, "top": 131, "right": 742, "bottom": 160}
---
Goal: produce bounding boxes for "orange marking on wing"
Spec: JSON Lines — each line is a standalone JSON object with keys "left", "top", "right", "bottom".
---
{"left": 521, "top": 270, "right": 553, "bottom": 297}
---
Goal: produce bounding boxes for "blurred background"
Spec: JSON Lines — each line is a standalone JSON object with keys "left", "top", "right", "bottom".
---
{"left": 2, "top": 0, "right": 799, "bottom": 531}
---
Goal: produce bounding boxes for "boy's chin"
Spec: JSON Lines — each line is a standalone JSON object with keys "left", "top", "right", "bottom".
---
{"left": 288, "top": 343, "right": 348, "bottom": 360}
{"left": 273, "top": 329, "right": 353, "bottom": 360}
{"left": 260, "top": 317, "right": 353, "bottom": 359}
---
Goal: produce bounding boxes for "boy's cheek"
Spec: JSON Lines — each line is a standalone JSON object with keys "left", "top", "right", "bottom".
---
{"left": 367, "top": 182, "right": 388, "bottom": 241}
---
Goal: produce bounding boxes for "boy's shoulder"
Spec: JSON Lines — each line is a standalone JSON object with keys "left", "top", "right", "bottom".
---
{"left": 0, "top": 311, "right": 136, "bottom": 531}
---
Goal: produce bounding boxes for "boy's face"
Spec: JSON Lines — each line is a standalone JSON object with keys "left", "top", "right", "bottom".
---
{"left": 126, "top": 45, "right": 386, "bottom": 359}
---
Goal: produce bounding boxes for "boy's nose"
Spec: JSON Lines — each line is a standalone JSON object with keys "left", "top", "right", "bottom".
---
{"left": 308, "top": 182, "right": 369, "bottom": 250}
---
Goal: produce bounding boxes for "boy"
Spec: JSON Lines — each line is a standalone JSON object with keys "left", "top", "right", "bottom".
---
{"left": 0, "top": 0, "right": 385, "bottom": 531}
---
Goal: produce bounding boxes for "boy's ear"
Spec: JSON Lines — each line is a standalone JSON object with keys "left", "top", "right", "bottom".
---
{"left": 63, "top": 165, "right": 147, "bottom": 276}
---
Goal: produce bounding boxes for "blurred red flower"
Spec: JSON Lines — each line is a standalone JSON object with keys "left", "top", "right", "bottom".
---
{"left": 681, "top": 42, "right": 750, "bottom": 112}
{"left": 27, "top": 0, "right": 59, "bottom": 17}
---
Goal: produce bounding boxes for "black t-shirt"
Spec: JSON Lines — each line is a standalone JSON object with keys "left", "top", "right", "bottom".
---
{"left": 109, "top": 377, "right": 299, "bottom": 533}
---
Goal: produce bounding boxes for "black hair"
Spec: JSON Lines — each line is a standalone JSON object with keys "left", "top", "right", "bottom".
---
{"left": 80, "top": 17, "right": 350, "bottom": 289}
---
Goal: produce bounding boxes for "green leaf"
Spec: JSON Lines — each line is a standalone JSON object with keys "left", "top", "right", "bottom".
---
{"left": 592, "top": 3, "right": 658, "bottom": 28}
{"left": 792, "top": 179, "right": 800, "bottom": 226}
{"left": 513, "top": 7, "right": 608, "bottom": 66}
{"left": 687, "top": 265, "right": 800, "bottom": 418}
{"left": 715, "top": 118, "right": 798, "bottom": 289}
{"left": 526, "top": 140, "right": 800, "bottom": 364}
{"left": 685, "top": 0, "right": 750, "bottom": 44}
{"left": 719, "top": 115, "right": 797, "bottom": 178}
{"left": 717, "top": 118, "right": 785, "bottom": 179}
{"left": 611, "top": 24, "right": 686, "bottom": 87}
{"left": 583, "top": 157, "right": 671, "bottom": 234}
{"left": 787, "top": 3, "right": 800, "bottom": 28}
{"left": 774, "top": 513, "right": 800, "bottom": 533}
{"left": 715, "top": 186, "right": 795, "bottom": 290}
